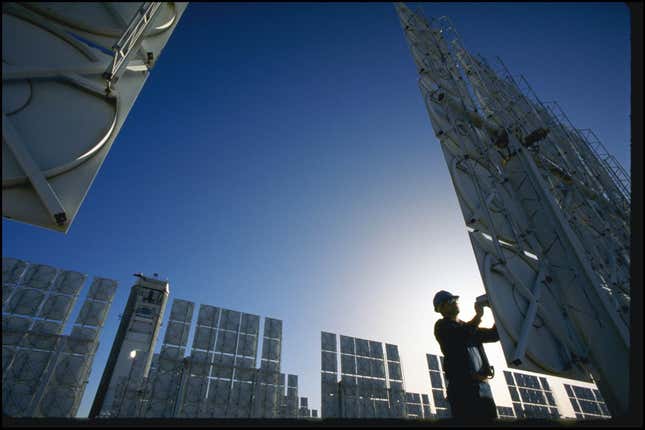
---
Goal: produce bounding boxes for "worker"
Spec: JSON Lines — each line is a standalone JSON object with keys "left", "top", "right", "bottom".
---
{"left": 433, "top": 290, "right": 500, "bottom": 423}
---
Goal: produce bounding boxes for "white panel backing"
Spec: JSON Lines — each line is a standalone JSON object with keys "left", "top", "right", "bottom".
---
{"left": 2, "top": 3, "right": 190, "bottom": 232}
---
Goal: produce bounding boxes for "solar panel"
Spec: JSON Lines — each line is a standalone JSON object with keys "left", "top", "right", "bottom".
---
{"left": 36, "top": 385, "right": 77, "bottom": 417}
{"left": 215, "top": 329, "right": 238, "bottom": 354}
{"left": 240, "top": 313, "right": 259, "bottom": 335}
{"left": 3, "top": 315, "right": 33, "bottom": 345}
{"left": 22, "top": 264, "right": 58, "bottom": 290}
{"left": 369, "top": 341, "right": 384, "bottom": 359}
{"left": 340, "top": 335, "right": 355, "bottom": 355}
{"left": 3, "top": 285, "right": 16, "bottom": 307}
{"left": 169, "top": 299, "right": 194, "bottom": 323}
{"left": 385, "top": 344, "right": 400, "bottom": 362}
{"left": 164, "top": 320, "right": 191, "bottom": 347}
{"left": 426, "top": 354, "right": 440, "bottom": 371}
{"left": 75, "top": 300, "right": 109, "bottom": 327}
{"left": 188, "top": 350, "right": 210, "bottom": 376}
{"left": 340, "top": 354, "right": 356, "bottom": 375}
{"left": 86, "top": 278, "right": 117, "bottom": 302}
{"left": 51, "top": 354, "right": 88, "bottom": 386}
{"left": 321, "top": 351, "right": 337, "bottom": 372}
{"left": 321, "top": 332, "right": 337, "bottom": 351}
{"left": 52, "top": 271, "right": 86, "bottom": 295}
{"left": 236, "top": 333, "right": 258, "bottom": 357}
{"left": 288, "top": 374, "right": 297, "bottom": 388}
{"left": 356, "top": 356, "right": 370, "bottom": 376}
{"left": 183, "top": 376, "right": 208, "bottom": 403}
{"left": 388, "top": 362, "right": 402, "bottom": 380}
{"left": 264, "top": 318, "right": 282, "bottom": 339}
{"left": 220, "top": 309, "right": 241, "bottom": 331}
{"left": 260, "top": 359, "right": 280, "bottom": 373}
{"left": 159, "top": 345, "right": 185, "bottom": 371}
{"left": 65, "top": 326, "right": 99, "bottom": 355}
{"left": 192, "top": 326, "right": 216, "bottom": 351}
{"left": 261, "top": 338, "right": 280, "bottom": 361}
{"left": 23, "top": 321, "right": 62, "bottom": 350}
{"left": 9, "top": 349, "right": 52, "bottom": 382}
{"left": 7, "top": 288, "right": 45, "bottom": 316}
{"left": 38, "top": 293, "right": 74, "bottom": 322}
{"left": 355, "top": 338, "right": 370, "bottom": 357}
{"left": 3, "top": 257, "right": 27, "bottom": 285}
{"left": 196, "top": 304, "right": 220, "bottom": 328}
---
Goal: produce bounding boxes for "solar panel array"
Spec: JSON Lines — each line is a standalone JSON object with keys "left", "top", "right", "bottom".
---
{"left": 321, "top": 332, "right": 418, "bottom": 418}
{"left": 109, "top": 298, "right": 306, "bottom": 418}
{"left": 504, "top": 370, "right": 560, "bottom": 419}
{"left": 426, "top": 353, "right": 450, "bottom": 418}
{"left": 2, "top": 257, "right": 116, "bottom": 417}
{"left": 405, "top": 392, "right": 430, "bottom": 419}
{"left": 563, "top": 383, "right": 611, "bottom": 420}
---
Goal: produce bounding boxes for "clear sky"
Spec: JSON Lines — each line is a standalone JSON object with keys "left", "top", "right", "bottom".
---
{"left": 2, "top": 2, "right": 630, "bottom": 418}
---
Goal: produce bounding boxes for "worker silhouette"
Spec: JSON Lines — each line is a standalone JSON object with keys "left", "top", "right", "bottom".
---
{"left": 433, "top": 290, "right": 500, "bottom": 423}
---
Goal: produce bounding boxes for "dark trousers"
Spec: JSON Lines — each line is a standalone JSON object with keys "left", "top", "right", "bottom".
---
{"left": 447, "top": 381, "right": 497, "bottom": 423}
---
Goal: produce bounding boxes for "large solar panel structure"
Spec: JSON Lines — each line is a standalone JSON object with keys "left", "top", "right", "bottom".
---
{"left": 320, "top": 332, "right": 412, "bottom": 419}
{"left": 425, "top": 353, "right": 450, "bottom": 418}
{"left": 563, "top": 383, "right": 611, "bottom": 420}
{"left": 106, "top": 298, "right": 309, "bottom": 418}
{"left": 2, "top": 2, "right": 189, "bottom": 232}
{"left": 2, "top": 257, "right": 117, "bottom": 417}
{"left": 395, "top": 3, "right": 629, "bottom": 416}
{"left": 503, "top": 370, "right": 560, "bottom": 419}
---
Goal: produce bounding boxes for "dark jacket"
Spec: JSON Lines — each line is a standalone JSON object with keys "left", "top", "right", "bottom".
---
{"left": 434, "top": 315, "right": 499, "bottom": 386}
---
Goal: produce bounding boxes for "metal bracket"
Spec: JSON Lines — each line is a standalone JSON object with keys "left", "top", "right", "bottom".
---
{"left": 3, "top": 115, "right": 67, "bottom": 226}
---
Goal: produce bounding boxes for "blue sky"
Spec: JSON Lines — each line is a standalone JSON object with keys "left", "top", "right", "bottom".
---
{"left": 2, "top": 2, "right": 630, "bottom": 418}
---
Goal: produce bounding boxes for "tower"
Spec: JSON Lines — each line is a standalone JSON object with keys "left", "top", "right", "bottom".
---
{"left": 89, "top": 273, "right": 169, "bottom": 418}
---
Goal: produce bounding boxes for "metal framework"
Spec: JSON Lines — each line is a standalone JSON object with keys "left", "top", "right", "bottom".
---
{"left": 395, "top": 3, "right": 630, "bottom": 417}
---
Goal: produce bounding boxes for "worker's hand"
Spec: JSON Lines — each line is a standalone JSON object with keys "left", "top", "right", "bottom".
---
{"left": 474, "top": 301, "right": 484, "bottom": 318}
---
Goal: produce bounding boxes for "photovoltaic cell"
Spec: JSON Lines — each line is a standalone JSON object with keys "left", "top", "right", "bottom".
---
{"left": 340, "top": 354, "right": 356, "bottom": 374}
{"left": 321, "top": 332, "right": 337, "bottom": 351}
{"left": 197, "top": 304, "right": 220, "bottom": 328}
{"left": 264, "top": 318, "right": 282, "bottom": 339}
{"left": 388, "top": 362, "right": 402, "bottom": 380}
{"left": 369, "top": 341, "right": 384, "bottom": 359}
{"left": 164, "top": 320, "right": 191, "bottom": 347}
{"left": 38, "top": 294, "right": 74, "bottom": 322}
{"left": 21, "top": 264, "right": 58, "bottom": 290}
{"left": 385, "top": 344, "right": 399, "bottom": 362}
{"left": 192, "top": 326, "right": 216, "bottom": 351}
{"left": 237, "top": 333, "right": 258, "bottom": 357}
{"left": 3, "top": 258, "right": 28, "bottom": 285}
{"left": 38, "top": 385, "right": 76, "bottom": 417}
{"left": 169, "top": 299, "right": 194, "bottom": 323}
{"left": 215, "top": 330, "right": 238, "bottom": 354}
{"left": 7, "top": 288, "right": 45, "bottom": 316}
{"left": 75, "top": 300, "right": 109, "bottom": 327}
{"left": 340, "top": 336, "right": 355, "bottom": 355}
{"left": 65, "top": 326, "right": 99, "bottom": 355}
{"left": 355, "top": 338, "right": 370, "bottom": 357}
{"left": 426, "top": 354, "right": 440, "bottom": 371}
{"left": 261, "top": 337, "right": 280, "bottom": 361}
{"left": 52, "top": 271, "right": 86, "bottom": 295}
{"left": 240, "top": 313, "right": 259, "bottom": 335}
{"left": 321, "top": 351, "right": 337, "bottom": 372}
{"left": 87, "top": 278, "right": 117, "bottom": 302}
